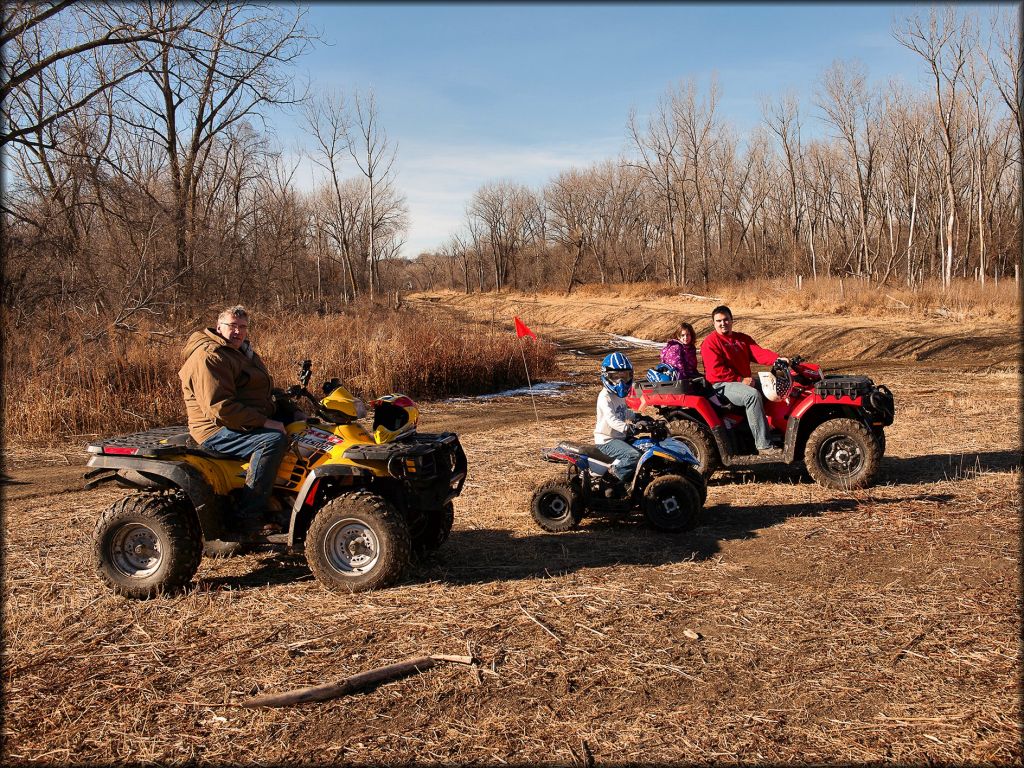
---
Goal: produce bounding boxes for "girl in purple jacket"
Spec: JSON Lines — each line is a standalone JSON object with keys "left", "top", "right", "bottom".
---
{"left": 660, "top": 321, "right": 700, "bottom": 379}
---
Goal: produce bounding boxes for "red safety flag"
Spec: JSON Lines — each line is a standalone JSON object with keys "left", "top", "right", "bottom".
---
{"left": 513, "top": 316, "right": 536, "bottom": 339}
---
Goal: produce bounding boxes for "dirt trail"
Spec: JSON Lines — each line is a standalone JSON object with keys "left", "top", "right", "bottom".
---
{"left": 413, "top": 289, "right": 1021, "bottom": 371}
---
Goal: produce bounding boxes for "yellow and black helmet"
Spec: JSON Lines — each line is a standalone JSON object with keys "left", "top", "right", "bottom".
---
{"left": 370, "top": 394, "right": 419, "bottom": 444}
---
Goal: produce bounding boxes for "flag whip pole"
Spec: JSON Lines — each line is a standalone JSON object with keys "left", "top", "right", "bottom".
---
{"left": 518, "top": 337, "right": 540, "bottom": 426}
{"left": 513, "top": 316, "right": 540, "bottom": 427}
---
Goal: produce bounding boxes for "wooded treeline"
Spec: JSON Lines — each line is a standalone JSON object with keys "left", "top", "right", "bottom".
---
{"left": 421, "top": 8, "right": 1021, "bottom": 295}
{"left": 3, "top": 3, "right": 1019, "bottom": 330}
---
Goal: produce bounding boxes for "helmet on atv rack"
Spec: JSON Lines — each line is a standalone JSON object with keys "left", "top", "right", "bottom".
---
{"left": 371, "top": 394, "right": 419, "bottom": 444}
{"left": 757, "top": 368, "right": 793, "bottom": 402}
{"left": 600, "top": 352, "right": 634, "bottom": 397}
{"left": 646, "top": 363, "right": 678, "bottom": 384}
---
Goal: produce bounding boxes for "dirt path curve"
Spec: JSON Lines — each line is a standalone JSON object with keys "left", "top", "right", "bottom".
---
{"left": 411, "top": 289, "right": 1021, "bottom": 372}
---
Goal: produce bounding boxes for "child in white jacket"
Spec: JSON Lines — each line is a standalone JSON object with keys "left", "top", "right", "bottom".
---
{"left": 594, "top": 352, "right": 640, "bottom": 483}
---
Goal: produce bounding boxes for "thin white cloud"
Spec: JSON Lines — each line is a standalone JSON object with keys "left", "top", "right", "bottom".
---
{"left": 283, "top": 135, "right": 629, "bottom": 258}
{"left": 397, "top": 136, "right": 625, "bottom": 256}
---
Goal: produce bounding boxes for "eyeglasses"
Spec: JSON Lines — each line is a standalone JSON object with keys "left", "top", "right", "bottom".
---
{"left": 219, "top": 322, "right": 249, "bottom": 331}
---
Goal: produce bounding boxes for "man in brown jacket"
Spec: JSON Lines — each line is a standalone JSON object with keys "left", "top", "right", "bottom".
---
{"left": 179, "top": 305, "right": 288, "bottom": 532}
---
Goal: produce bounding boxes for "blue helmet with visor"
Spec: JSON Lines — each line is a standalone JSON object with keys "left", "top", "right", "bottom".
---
{"left": 646, "top": 363, "right": 678, "bottom": 383}
{"left": 600, "top": 352, "right": 634, "bottom": 397}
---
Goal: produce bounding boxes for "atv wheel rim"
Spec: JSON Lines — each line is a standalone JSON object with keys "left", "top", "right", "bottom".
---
{"left": 819, "top": 435, "right": 862, "bottom": 476}
{"left": 539, "top": 493, "right": 569, "bottom": 521}
{"left": 657, "top": 494, "right": 681, "bottom": 518}
{"left": 651, "top": 493, "right": 684, "bottom": 524}
{"left": 323, "top": 518, "right": 380, "bottom": 575}
{"left": 110, "top": 523, "right": 162, "bottom": 577}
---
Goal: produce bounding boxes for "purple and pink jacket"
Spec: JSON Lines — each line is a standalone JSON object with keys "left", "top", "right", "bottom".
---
{"left": 660, "top": 339, "right": 700, "bottom": 378}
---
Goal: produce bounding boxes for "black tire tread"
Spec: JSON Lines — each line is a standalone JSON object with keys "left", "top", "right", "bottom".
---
{"left": 202, "top": 539, "right": 247, "bottom": 558}
{"left": 805, "top": 418, "right": 880, "bottom": 490}
{"left": 530, "top": 481, "right": 583, "bottom": 532}
{"left": 411, "top": 501, "right": 455, "bottom": 553}
{"left": 667, "top": 419, "right": 720, "bottom": 479}
{"left": 674, "top": 464, "right": 708, "bottom": 506}
{"left": 642, "top": 474, "right": 703, "bottom": 532}
{"left": 306, "top": 491, "right": 411, "bottom": 592}
{"left": 93, "top": 492, "right": 202, "bottom": 599}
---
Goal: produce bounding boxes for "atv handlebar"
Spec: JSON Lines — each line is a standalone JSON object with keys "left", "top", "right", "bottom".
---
{"left": 630, "top": 416, "right": 668, "bottom": 441}
{"left": 775, "top": 354, "right": 821, "bottom": 384}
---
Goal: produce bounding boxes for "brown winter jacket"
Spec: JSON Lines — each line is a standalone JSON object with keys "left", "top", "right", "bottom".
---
{"left": 178, "top": 329, "right": 275, "bottom": 444}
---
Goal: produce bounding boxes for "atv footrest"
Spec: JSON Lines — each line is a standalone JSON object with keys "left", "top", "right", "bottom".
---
{"left": 722, "top": 453, "right": 786, "bottom": 467}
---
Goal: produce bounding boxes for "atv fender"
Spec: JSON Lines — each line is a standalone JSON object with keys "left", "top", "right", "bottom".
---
{"left": 85, "top": 455, "right": 221, "bottom": 538}
{"left": 640, "top": 396, "right": 725, "bottom": 431}
{"left": 287, "top": 464, "right": 372, "bottom": 547}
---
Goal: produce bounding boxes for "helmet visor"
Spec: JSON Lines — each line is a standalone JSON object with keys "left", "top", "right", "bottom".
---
{"left": 604, "top": 370, "right": 633, "bottom": 386}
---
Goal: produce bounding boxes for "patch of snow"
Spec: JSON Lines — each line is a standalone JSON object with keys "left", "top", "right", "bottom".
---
{"left": 445, "top": 381, "right": 574, "bottom": 402}
{"left": 611, "top": 334, "right": 665, "bottom": 349}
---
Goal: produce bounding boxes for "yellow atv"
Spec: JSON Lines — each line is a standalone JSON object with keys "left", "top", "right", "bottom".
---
{"left": 85, "top": 361, "right": 467, "bottom": 597}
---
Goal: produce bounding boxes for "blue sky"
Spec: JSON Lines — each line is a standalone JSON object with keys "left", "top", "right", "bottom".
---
{"left": 276, "top": 2, "right": 1012, "bottom": 258}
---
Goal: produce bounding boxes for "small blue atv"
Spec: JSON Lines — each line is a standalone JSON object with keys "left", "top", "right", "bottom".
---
{"left": 532, "top": 418, "right": 707, "bottom": 532}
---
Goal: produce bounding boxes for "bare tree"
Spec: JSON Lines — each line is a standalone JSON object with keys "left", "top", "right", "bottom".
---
{"left": 113, "top": 1, "right": 312, "bottom": 289}
{"left": 628, "top": 95, "right": 685, "bottom": 284}
{"left": 674, "top": 75, "right": 721, "bottom": 284}
{"left": 303, "top": 88, "right": 360, "bottom": 299}
{"left": 816, "top": 59, "right": 884, "bottom": 279}
{"left": 348, "top": 90, "right": 401, "bottom": 300}
{"left": 895, "top": 7, "right": 975, "bottom": 286}
{"left": 763, "top": 90, "right": 809, "bottom": 274}
{"left": 982, "top": 6, "right": 1022, "bottom": 169}
{"left": 467, "top": 181, "right": 541, "bottom": 291}
{"left": 546, "top": 167, "right": 597, "bottom": 294}
{"left": 1, "top": 1, "right": 209, "bottom": 147}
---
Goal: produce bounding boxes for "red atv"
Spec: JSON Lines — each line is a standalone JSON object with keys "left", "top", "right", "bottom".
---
{"left": 625, "top": 356, "right": 894, "bottom": 489}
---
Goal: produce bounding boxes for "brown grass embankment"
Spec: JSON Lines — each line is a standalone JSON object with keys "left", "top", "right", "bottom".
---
{"left": 572, "top": 275, "right": 1021, "bottom": 322}
{"left": 2, "top": 304, "right": 560, "bottom": 444}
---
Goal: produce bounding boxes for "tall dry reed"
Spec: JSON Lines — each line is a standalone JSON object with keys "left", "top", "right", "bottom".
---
{"left": 2, "top": 305, "right": 560, "bottom": 444}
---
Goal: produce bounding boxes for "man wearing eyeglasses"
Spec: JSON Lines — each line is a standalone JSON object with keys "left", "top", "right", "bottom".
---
{"left": 178, "top": 305, "right": 288, "bottom": 533}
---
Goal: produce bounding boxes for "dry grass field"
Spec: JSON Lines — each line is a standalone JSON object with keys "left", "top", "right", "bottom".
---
{"left": 3, "top": 288, "right": 1020, "bottom": 764}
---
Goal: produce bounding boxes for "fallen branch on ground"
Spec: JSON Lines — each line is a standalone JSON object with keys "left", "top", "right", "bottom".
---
{"left": 238, "top": 653, "right": 476, "bottom": 708}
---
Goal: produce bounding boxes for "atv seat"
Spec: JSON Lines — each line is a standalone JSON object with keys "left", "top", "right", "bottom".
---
{"left": 556, "top": 442, "right": 615, "bottom": 463}
{"left": 637, "top": 376, "right": 710, "bottom": 397}
{"left": 159, "top": 431, "right": 244, "bottom": 461}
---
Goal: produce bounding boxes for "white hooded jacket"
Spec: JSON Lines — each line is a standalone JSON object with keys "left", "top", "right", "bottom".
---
{"left": 594, "top": 388, "right": 634, "bottom": 445}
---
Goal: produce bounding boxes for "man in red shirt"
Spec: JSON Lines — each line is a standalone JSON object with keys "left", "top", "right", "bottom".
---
{"left": 700, "top": 305, "right": 787, "bottom": 456}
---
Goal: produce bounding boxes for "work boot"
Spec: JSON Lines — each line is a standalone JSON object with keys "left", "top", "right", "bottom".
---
{"left": 234, "top": 507, "right": 282, "bottom": 536}
{"left": 757, "top": 446, "right": 783, "bottom": 458}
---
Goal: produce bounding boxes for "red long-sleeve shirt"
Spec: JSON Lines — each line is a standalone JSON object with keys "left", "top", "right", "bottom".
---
{"left": 700, "top": 330, "right": 779, "bottom": 384}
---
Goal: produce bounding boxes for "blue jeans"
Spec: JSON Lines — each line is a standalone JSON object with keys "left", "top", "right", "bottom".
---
{"left": 201, "top": 427, "right": 288, "bottom": 517}
{"left": 712, "top": 381, "right": 772, "bottom": 450}
{"left": 597, "top": 438, "right": 641, "bottom": 482}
